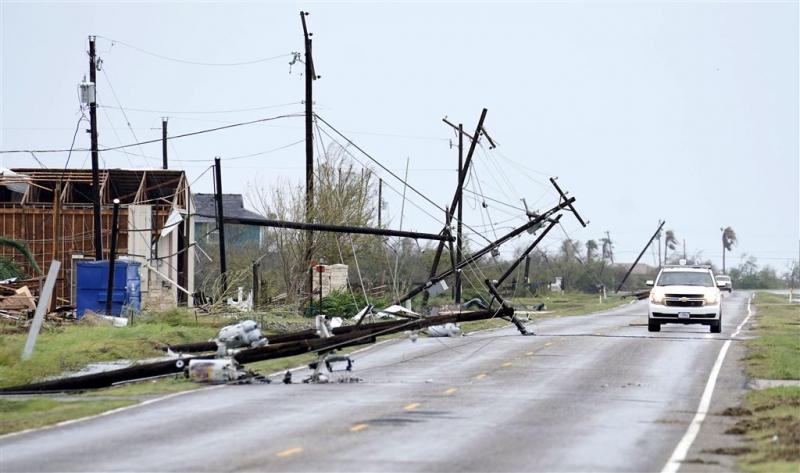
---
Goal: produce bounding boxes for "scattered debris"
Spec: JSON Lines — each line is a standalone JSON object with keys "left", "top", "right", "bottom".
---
{"left": 719, "top": 406, "right": 752, "bottom": 416}
{"left": 701, "top": 446, "right": 753, "bottom": 456}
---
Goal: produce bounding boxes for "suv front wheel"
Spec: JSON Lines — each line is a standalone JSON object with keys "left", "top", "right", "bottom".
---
{"left": 648, "top": 320, "right": 661, "bottom": 332}
{"left": 710, "top": 312, "right": 722, "bottom": 333}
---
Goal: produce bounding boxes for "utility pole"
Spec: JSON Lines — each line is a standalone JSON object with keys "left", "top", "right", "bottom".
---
{"left": 105, "top": 199, "right": 120, "bottom": 316}
{"left": 301, "top": 11, "right": 318, "bottom": 299}
{"left": 377, "top": 178, "right": 382, "bottom": 228}
{"left": 214, "top": 157, "right": 228, "bottom": 294}
{"left": 455, "top": 123, "right": 464, "bottom": 304}
{"left": 161, "top": 118, "right": 168, "bottom": 169}
{"left": 88, "top": 35, "right": 102, "bottom": 261}
{"left": 683, "top": 239, "right": 687, "bottom": 260}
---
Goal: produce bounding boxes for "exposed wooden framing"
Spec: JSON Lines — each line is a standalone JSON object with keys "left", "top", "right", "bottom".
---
{"left": 133, "top": 171, "right": 148, "bottom": 204}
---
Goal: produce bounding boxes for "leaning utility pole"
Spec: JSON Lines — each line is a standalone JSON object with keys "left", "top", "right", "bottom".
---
{"left": 88, "top": 36, "right": 102, "bottom": 261}
{"left": 161, "top": 118, "right": 168, "bottom": 169}
{"left": 301, "top": 11, "right": 318, "bottom": 298}
{"left": 214, "top": 157, "right": 228, "bottom": 294}
{"left": 616, "top": 220, "right": 665, "bottom": 293}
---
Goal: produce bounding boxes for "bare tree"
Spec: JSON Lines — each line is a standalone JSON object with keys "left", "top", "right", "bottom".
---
{"left": 247, "top": 144, "right": 380, "bottom": 301}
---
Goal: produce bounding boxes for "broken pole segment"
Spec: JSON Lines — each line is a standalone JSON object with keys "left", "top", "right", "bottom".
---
{"left": 21, "top": 260, "right": 61, "bottom": 361}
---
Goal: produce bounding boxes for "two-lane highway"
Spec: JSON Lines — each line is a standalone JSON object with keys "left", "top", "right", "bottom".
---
{"left": 0, "top": 292, "right": 753, "bottom": 472}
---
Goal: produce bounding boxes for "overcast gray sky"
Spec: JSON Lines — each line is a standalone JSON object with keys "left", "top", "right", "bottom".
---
{"left": 1, "top": 1, "right": 798, "bottom": 271}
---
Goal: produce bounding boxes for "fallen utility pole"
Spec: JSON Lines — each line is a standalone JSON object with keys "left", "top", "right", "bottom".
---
{"left": 2, "top": 307, "right": 511, "bottom": 393}
{"left": 202, "top": 214, "right": 454, "bottom": 242}
{"left": 394, "top": 197, "right": 575, "bottom": 306}
{"left": 616, "top": 220, "right": 666, "bottom": 293}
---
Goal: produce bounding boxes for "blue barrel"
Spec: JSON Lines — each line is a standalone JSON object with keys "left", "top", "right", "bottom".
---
{"left": 76, "top": 260, "right": 141, "bottom": 317}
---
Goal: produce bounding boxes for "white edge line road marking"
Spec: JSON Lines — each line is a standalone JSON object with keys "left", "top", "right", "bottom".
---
{"left": 661, "top": 294, "right": 754, "bottom": 473}
{"left": 0, "top": 385, "right": 225, "bottom": 441}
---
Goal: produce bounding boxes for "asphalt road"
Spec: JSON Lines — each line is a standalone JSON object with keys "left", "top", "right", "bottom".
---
{"left": 0, "top": 292, "right": 754, "bottom": 472}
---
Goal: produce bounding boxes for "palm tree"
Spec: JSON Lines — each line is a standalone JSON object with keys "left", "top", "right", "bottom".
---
{"left": 721, "top": 226, "right": 737, "bottom": 274}
{"left": 0, "top": 237, "right": 41, "bottom": 280}
{"left": 664, "top": 230, "right": 678, "bottom": 264}
{"left": 600, "top": 236, "right": 614, "bottom": 264}
{"left": 586, "top": 240, "right": 598, "bottom": 261}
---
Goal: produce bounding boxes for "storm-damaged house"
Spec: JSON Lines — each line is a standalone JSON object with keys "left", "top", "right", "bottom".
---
{"left": 0, "top": 168, "right": 195, "bottom": 309}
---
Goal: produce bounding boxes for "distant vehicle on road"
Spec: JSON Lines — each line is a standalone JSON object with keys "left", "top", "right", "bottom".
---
{"left": 647, "top": 265, "right": 726, "bottom": 333}
{"left": 715, "top": 275, "right": 733, "bottom": 292}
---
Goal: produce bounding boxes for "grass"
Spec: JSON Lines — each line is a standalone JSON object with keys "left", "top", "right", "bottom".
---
{"left": 746, "top": 293, "right": 800, "bottom": 380}
{"left": 0, "top": 398, "right": 136, "bottom": 435}
{"left": 734, "top": 387, "right": 800, "bottom": 473}
{"left": 733, "top": 292, "right": 800, "bottom": 472}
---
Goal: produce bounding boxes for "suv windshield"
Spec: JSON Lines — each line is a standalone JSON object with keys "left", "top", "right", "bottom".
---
{"left": 717, "top": 276, "right": 730, "bottom": 281}
{"left": 657, "top": 271, "right": 714, "bottom": 287}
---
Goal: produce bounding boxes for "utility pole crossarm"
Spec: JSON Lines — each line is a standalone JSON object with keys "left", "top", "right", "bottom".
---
{"left": 550, "top": 177, "right": 587, "bottom": 227}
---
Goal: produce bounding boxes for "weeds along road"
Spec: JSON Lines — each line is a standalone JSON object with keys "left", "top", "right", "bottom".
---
{"left": 0, "top": 292, "right": 753, "bottom": 473}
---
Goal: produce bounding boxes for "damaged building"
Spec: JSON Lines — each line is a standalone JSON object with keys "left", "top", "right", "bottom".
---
{"left": 0, "top": 168, "right": 195, "bottom": 310}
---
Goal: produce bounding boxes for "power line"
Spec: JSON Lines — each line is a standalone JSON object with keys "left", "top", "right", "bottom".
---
{"left": 95, "top": 35, "right": 293, "bottom": 67}
{"left": 98, "top": 102, "right": 303, "bottom": 115}
{"left": 0, "top": 113, "right": 304, "bottom": 154}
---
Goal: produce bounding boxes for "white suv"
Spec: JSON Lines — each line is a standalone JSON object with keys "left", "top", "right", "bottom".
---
{"left": 647, "top": 266, "right": 725, "bottom": 333}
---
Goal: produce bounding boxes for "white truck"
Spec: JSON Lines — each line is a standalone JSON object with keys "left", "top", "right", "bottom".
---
{"left": 647, "top": 265, "right": 726, "bottom": 333}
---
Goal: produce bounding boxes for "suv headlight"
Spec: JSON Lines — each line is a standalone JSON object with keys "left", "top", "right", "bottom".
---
{"left": 705, "top": 292, "right": 718, "bottom": 305}
{"left": 650, "top": 293, "right": 665, "bottom": 305}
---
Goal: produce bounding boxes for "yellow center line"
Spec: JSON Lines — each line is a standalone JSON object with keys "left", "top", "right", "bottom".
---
{"left": 475, "top": 373, "right": 488, "bottom": 380}
{"left": 501, "top": 361, "right": 512, "bottom": 368}
{"left": 349, "top": 423, "right": 369, "bottom": 432}
{"left": 275, "top": 447, "right": 303, "bottom": 458}
{"left": 404, "top": 402, "right": 421, "bottom": 411}
{"left": 525, "top": 351, "right": 534, "bottom": 356}
{"left": 544, "top": 341, "right": 553, "bottom": 347}
{"left": 444, "top": 387, "right": 458, "bottom": 395}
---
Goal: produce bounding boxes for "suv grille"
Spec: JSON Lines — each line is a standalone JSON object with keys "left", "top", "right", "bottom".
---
{"left": 664, "top": 294, "right": 705, "bottom": 307}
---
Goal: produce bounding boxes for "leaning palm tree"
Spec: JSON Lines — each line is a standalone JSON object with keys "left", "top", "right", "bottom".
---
{"left": 0, "top": 237, "right": 42, "bottom": 280}
{"left": 664, "top": 230, "right": 678, "bottom": 264}
{"left": 721, "top": 226, "right": 737, "bottom": 274}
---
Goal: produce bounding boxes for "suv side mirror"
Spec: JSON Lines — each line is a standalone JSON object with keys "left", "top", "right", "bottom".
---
{"left": 645, "top": 280, "right": 654, "bottom": 287}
